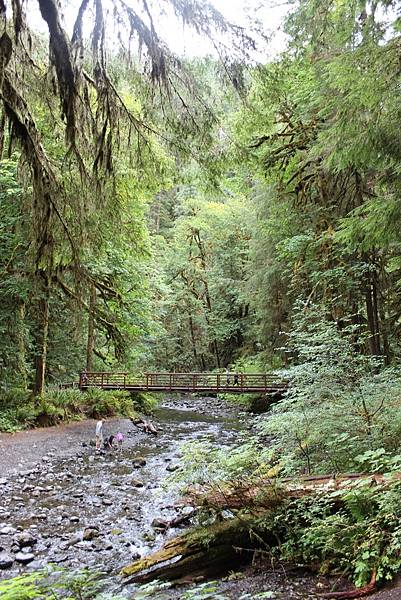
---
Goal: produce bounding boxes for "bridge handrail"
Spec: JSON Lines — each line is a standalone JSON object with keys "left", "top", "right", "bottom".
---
{"left": 79, "top": 371, "right": 289, "bottom": 392}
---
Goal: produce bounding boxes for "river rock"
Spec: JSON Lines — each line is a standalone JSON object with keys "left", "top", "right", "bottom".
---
{"left": 64, "top": 535, "right": 81, "bottom": 548}
{"left": 0, "top": 478, "right": 7, "bottom": 486}
{"left": 102, "top": 498, "right": 112, "bottom": 506}
{"left": 14, "top": 532, "right": 37, "bottom": 548}
{"left": 51, "top": 555, "right": 69, "bottom": 564}
{"left": 0, "top": 552, "right": 14, "bottom": 569}
{"left": 15, "top": 551, "right": 35, "bottom": 564}
{"left": 0, "top": 526, "right": 17, "bottom": 535}
{"left": 74, "top": 541, "right": 94, "bottom": 551}
{"left": 83, "top": 528, "right": 99, "bottom": 541}
{"left": 166, "top": 463, "right": 180, "bottom": 472}
{"left": 70, "top": 516, "right": 80, "bottom": 523}
{"left": 131, "top": 479, "right": 144, "bottom": 487}
{"left": 151, "top": 518, "right": 169, "bottom": 531}
{"left": 133, "top": 457, "right": 146, "bottom": 468}
{"left": 181, "top": 505, "right": 195, "bottom": 515}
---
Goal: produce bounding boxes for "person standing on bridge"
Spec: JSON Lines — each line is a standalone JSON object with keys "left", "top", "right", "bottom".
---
{"left": 225, "top": 367, "right": 230, "bottom": 386}
{"left": 81, "top": 367, "right": 88, "bottom": 386}
{"left": 233, "top": 370, "right": 239, "bottom": 386}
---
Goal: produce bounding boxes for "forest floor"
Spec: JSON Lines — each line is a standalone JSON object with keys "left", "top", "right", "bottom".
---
{"left": 0, "top": 398, "right": 400, "bottom": 599}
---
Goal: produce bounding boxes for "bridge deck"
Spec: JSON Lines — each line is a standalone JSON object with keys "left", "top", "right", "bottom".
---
{"left": 76, "top": 372, "right": 288, "bottom": 394}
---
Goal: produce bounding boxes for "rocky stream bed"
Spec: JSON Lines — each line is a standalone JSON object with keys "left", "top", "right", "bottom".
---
{"left": 0, "top": 396, "right": 400, "bottom": 599}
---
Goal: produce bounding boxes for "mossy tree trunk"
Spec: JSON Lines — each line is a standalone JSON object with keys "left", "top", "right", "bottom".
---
{"left": 33, "top": 275, "right": 50, "bottom": 396}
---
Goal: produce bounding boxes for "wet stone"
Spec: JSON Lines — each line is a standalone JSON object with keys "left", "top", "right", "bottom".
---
{"left": 83, "top": 528, "right": 99, "bottom": 541}
{"left": 51, "top": 555, "right": 69, "bottom": 563}
{"left": 14, "top": 531, "right": 37, "bottom": 548}
{"left": 64, "top": 535, "right": 81, "bottom": 548}
{"left": 131, "top": 479, "right": 144, "bottom": 488}
{"left": 0, "top": 552, "right": 14, "bottom": 569}
{"left": 133, "top": 457, "right": 147, "bottom": 468}
{"left": 151, "top": 518, "right": 169, "bottom": 531}
{"left": 15, "top": 551, "right": 35, "bottom": 564}
{"left": 166, "top": 463, "right": 180, "bottom": 472}
{"left": 74, "top": 542, "right": 94, "bottom": 551}
{"left": 0, "top": 526, "right": 17, "bottom": 535}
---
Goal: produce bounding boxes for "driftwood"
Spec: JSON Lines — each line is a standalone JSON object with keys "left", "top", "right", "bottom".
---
{"left": 131, "top": 417, "right": 158, "bottom": 435}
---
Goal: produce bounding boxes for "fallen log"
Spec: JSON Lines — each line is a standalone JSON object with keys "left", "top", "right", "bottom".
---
{"left": 121, "top": 513, "right": 266, "bottom": 584}
{"left": 121, "top": 473, "right": 400, "bottom": 589}
{"left": 182, "top": 472, "right": 401, "bottom": 512}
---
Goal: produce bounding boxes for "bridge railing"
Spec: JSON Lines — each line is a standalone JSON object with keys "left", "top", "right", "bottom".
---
{"left": 79, "top": 371, "right": 288, "bottom": 392}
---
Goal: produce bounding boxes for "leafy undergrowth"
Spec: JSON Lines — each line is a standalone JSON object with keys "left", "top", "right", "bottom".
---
{"left": 0, "top": 570, "right": 288, "bottom": 600}
{"left": 0, "top": 567, "right": 115, "bottom": 600}
{"left": 0, "top": 387, "right": 157, "bottom": 432}
{"left": 260, "top": 476, "right": 401, "bottom": 588}
{"left": 171, "top": 440, "right": 401, "bottom": 591}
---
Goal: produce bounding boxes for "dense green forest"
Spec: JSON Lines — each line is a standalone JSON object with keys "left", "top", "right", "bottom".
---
{"left": 2, "top": 0, "right": 401, "bottom": 596}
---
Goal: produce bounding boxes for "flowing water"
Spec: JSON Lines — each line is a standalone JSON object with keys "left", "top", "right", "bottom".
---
{"left": 0, "top": 396, "right": 249, "bottom": 595}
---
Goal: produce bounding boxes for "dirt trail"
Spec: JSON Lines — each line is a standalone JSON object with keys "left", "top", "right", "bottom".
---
{"left": 0, "top": 418, "right": 124, "bottom": 475}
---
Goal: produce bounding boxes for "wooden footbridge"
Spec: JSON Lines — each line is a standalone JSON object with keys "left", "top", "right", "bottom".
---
{"left": 77, "top": 372, "right": 288, "bottom": 395}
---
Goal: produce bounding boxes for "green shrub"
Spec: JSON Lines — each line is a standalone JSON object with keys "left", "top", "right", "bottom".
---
{"left": 0, "top": 386, "right": 142, "bottom": 431}
{"left": 131, "top": 391, "right": 158, "bottom": 414}
{"left": 43, "top": 388, "right": 85, "bottom": 420}
{"left": 0, "top": 388, "right": 30, "bottom": 409}
{"left": 83, "top": 388, "right": 136, "bottom": 419}
{"left": 0, "top": 388, "right": 34, "bottom": 431}
{"left": 0, "top": 409, "right": 21, "bottom": 432}
{"left": 0, "top": 566, "right": 108, "bottom": 599}
{"left": 34, "top": 395, "right": 64, "bottom": 426}
{"left": 262, "top": 477, "right": 401, "bottom": 588}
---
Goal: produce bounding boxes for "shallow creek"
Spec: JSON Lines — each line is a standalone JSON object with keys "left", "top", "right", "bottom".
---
{"left": 0, "top": 396, "right": 248, "bottom": 594}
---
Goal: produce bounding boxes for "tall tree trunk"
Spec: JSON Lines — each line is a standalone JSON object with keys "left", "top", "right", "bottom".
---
{"left": 188, "top": 314, "right": 199, "bottom": 363}
{"left": 365, "top": 267, "right": 381, "bottom": 356}
{"left": 193, "top": 230, "right": 221, "bottom": 369}
{"left": 86, "top": 282, "right": 96, "bottom": 371}
{"left": 33, "top": 275, "right": 50, "bottom": 396}
{"left": 16, "top": 301, "right": 27, "bottom": 390}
